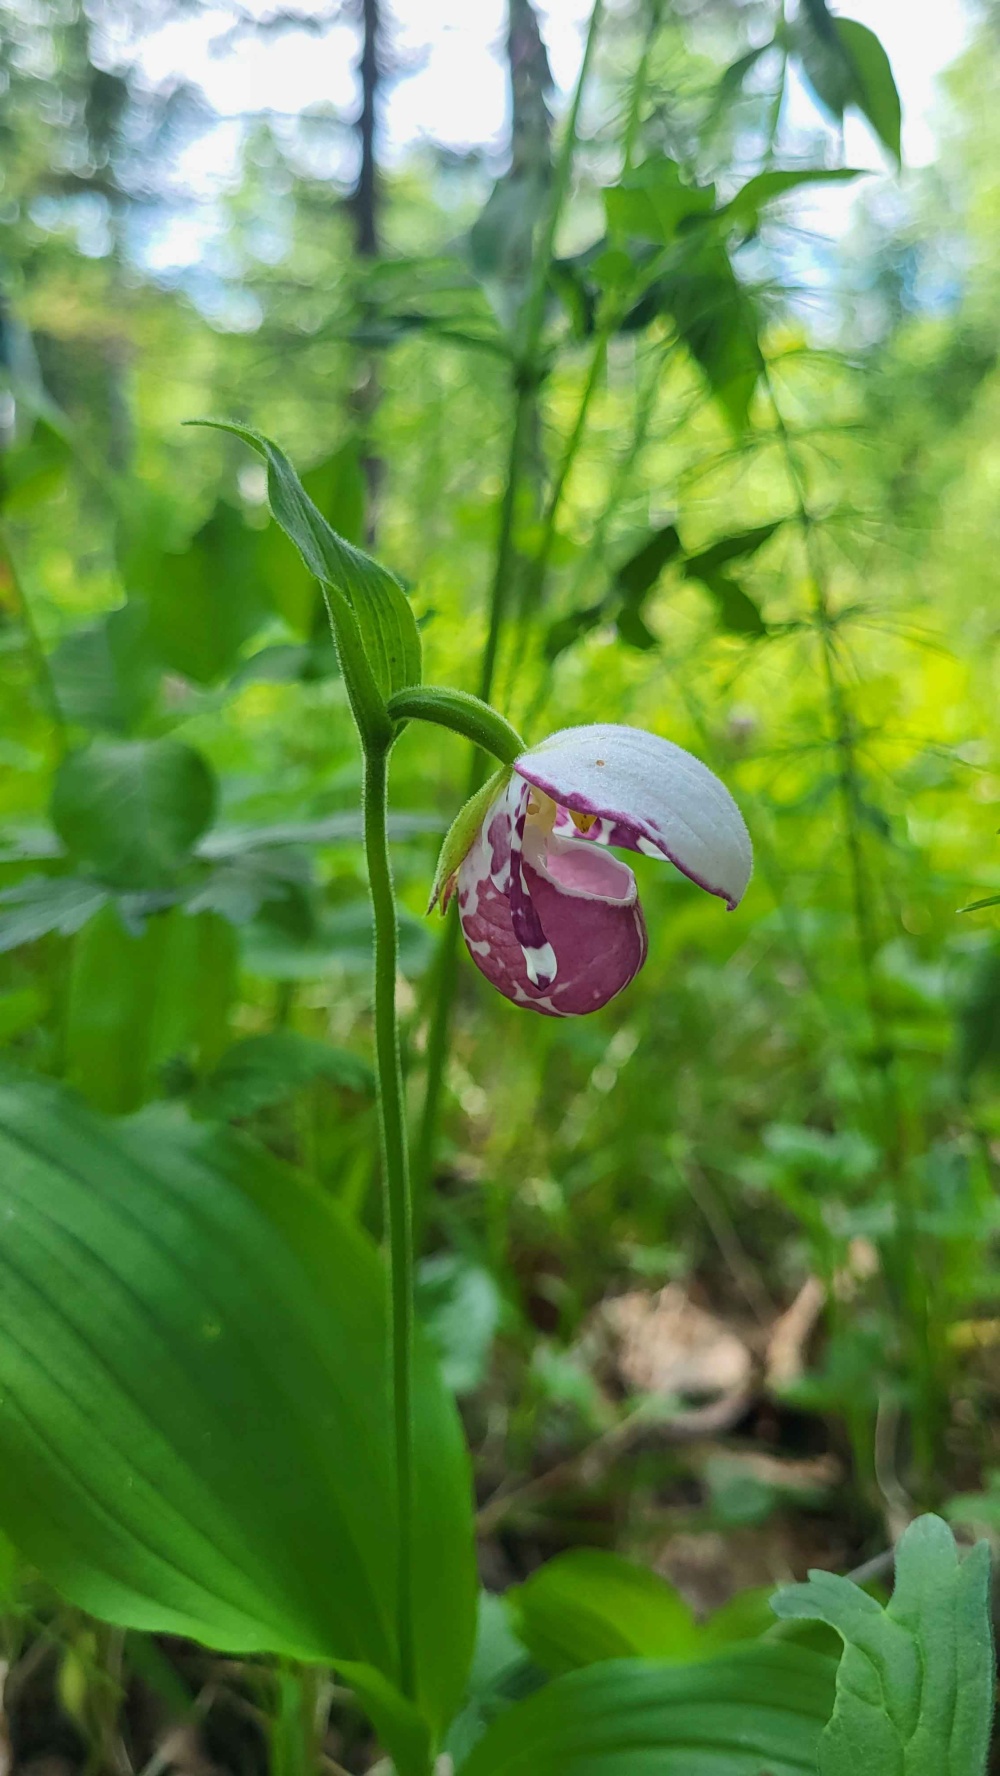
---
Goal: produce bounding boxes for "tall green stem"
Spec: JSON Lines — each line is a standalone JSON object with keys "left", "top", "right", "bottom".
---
{"left": 362, "top": 741, "right": 416, "bottom": 1700}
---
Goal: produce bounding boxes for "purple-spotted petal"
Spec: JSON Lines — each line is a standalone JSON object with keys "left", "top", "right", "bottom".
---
{"left": 515, "top": 723, "right": 752, "bottom": 909}
{"left": 456, "top": 779, "right": 647, "bottom": 1016}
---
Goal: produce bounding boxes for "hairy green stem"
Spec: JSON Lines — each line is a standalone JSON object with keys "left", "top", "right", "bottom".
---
{"left": 363, "top": 742, "right": 416, "bottom": 1700}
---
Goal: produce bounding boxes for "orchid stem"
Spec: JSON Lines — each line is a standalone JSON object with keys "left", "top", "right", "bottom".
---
{"left": 362, "top": 739, "right": 416, "bottom": 1703}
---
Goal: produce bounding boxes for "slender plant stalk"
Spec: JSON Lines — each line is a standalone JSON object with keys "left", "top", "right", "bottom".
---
{"left": 362, "top": 741, "right": 416, "bottom": 1701}
{"left": 414, "top": 0, "right": 606, "bottom": 1199}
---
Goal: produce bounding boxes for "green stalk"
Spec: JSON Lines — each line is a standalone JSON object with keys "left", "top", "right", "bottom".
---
{"left": 414, "top": 0, "right": 606, "bottom": 1199}
{"left": 362, "top": 740, "right": 416, "bottom": 1701}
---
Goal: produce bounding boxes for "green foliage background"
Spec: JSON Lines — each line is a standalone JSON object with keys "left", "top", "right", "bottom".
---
{"left": 0, "top": 0, "right": 998, "bottom": 1768}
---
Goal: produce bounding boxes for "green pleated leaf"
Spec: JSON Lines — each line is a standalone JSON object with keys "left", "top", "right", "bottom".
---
{"left": 458, "top": 1645, "right": 837, "bottom": 1775}
{"left": 0, "top": 1070, "right": 476, "bottom": 1771}
{"left": 189, "top": 421, "right": 421, "bottom": 718}
{"left": 771, "top": 1515, "right": 994, "bottom": 1775}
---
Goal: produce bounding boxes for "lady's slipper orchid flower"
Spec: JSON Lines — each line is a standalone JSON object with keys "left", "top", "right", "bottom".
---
{"left": 440, "top": 723, "right": 751, "bottom": 1017}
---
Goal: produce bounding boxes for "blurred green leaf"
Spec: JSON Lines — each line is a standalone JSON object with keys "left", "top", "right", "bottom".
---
{"left": 51, "top": 739, "right": 217, "bottom": 890}
{"left": 771, "top": 1514, "right": 993, "bottom": 1775}
{"left": 614, "top": 525, "right": 683, "bottom": 599}
{"left": 63, "top": 903, "right": 226, "bottom": 1113}
{"left": 956, "top": 945, "right": 1000, "bottom": 1084}
{"left": 0, "top": 876, "right": 109, "bottom": 951}
{"left": 692, "top": 570, "right": 767, "bottom": 635}
{"left": 193, "top": 1030, "right": 373, "bottom": 1120}
{"left": 0, "top": 1069, "right": 477, "bottom": 1769}
{"left": 49, "top": 602, "right": 160, "bottom": 735}
{"left": 459, "top": 1645, "right": 837, "bottom": 1775}
{"left": 663, "top": 233, "right": 763, "bottom": 430}
{"left": 795, "top": 5, "right": 902, "bottom": 163}
{"left": 506, "top": 1551, "right": 701, "bottom": 1674}
{"left": 122, "top": 500, "right": 272, "bottom": 687}
{"left": 0, "top": 416, "right": 72, "bottom": 513}
{"left": 416, "top": 1254, "right": 502, "bottom": 1396}
{"left": 604, "top": 159, "right": 715, "bottom": 244}
{"left": 724, "top": 167, "right": 866, "bottom": 232}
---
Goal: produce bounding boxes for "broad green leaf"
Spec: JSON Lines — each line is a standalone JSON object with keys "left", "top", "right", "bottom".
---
{"left": 459, "top": 1645, "right": 837, "bottom": 1775}
{"left": 506, "top": 1551, "right": 701, "bottom": 1674}
{"left": 795, "top": 5, "right": 902, "bottom": 163}
{"left": 724, "top": 167, "right": 866, "bottom": 231}
{"left": 49, "top": 603, "right": 160, "bottom": 735}
{"left": 51, "top": 739, "right": 217, "bottom": 890}
{"left": 0, "top": 1070, "right": 477, "bottom": 1767}
{"left": 0, "top": 876, "right": 109, "bottom": 952}
{"left": 121, "top": 500, "right": 273, "bottom": 687}
{"left": 193, "top": 1030, "right": 374, "bottom": 1120}
{"left": 604, "top": 159, "right": 715, "bottom": 245}
{"left": 771, "top": 1514, "right": 994, "bottom": 1775}
{"left": 189, "top": 422, "right": 421, "bottom": 708}
{"left": 416, "top": 1254, "right": 501, "bottom": 1396}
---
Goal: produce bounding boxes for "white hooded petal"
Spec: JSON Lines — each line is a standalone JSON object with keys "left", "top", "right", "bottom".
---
{"left": 515, "top": 722, "right": 752, "bottom": 909}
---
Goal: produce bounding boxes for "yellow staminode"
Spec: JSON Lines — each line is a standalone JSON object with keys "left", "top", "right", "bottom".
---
{"left": 570, "top": 811, "right": 598, "bottom": 834}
